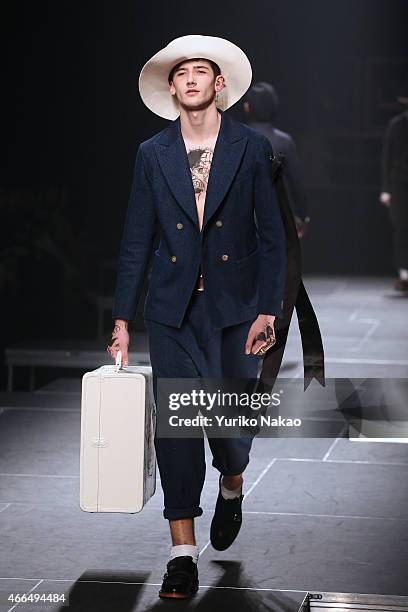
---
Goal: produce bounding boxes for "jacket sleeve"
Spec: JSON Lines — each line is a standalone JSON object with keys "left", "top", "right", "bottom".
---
{"left": 112, "top": 144, "right": 158, "bottom": 321}
{"left": 254, "top": 136, "right": 287, "bottom": 319}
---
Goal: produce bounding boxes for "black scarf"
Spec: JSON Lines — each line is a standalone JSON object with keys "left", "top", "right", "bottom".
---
{"left": 258, "top": 153, "right": 325, "bottom": 393}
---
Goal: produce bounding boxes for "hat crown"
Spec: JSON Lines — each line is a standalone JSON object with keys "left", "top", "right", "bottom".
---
{"left": 167, "top": 34, "right": 206, "bottom": 47}
{"left": 138, "top": 35, "right": 252, "bottom": 120}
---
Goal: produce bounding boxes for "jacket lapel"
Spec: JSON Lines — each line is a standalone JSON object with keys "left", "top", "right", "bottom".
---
{"left": 154, "top": 120, "right": 199, "bottom": 228}
{"left": 202, "top": 112, "right": 248, "bottom": 231}
{"left": 154, "top": 110, "right": 248, "bottom": 232}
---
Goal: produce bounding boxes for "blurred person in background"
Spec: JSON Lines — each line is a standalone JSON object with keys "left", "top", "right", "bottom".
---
{"left": 243, "top": 81, "right": 310, "bottom": 238}
{"left": 380, "top": 94, "right": 408, "bottom": 292}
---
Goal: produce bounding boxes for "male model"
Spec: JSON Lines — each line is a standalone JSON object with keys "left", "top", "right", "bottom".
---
{"left": 108, "top": 35, "right": 287, "bottom": 599}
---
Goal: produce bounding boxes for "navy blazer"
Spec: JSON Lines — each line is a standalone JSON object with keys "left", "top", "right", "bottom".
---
{"left": 247, "top": 121, "right": 308, "bottom": 222}
{"left": 112, "top": 109, "right": 287, "bottom": 330}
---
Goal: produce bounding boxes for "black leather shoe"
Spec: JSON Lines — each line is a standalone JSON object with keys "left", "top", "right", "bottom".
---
{"left": 159, "top": 555, "right": 199, "bottom": 599}
{"left": 210, "top": 475, "right": 244, "bottom": 551}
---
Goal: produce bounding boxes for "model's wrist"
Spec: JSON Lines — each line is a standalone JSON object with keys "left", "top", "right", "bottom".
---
{"left": 258, "top": 314, "right": 276, "bottom": 321}
{"left": 114, "top": 319, "right": 129, "bottom": 331}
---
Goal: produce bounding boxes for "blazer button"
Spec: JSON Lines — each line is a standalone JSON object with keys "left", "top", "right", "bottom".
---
{"left": 176, "top": 223, "right": 183, "bottom": 229}
{"left": 215, "top": 220, "right": 223, "bottom": 227}
{"left": 171, "top": 255, "right": 177, "bottom": 263}
{"left": 221, "top": 254, "right": 229, "bottom": 261}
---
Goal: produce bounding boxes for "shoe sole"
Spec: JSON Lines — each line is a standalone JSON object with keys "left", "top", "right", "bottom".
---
{"left": 211, "top": 539, "right": 238, "bottom": 551}
{"left": 210, "top": 528, "right": 242, "bottom": 551}
{"left": 159, "top": 585, "right": 199, "bottom": 599}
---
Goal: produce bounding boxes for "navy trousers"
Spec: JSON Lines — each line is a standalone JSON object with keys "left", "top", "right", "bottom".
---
{"left": 145, "top": 290, "right": 259, "bottom": 520}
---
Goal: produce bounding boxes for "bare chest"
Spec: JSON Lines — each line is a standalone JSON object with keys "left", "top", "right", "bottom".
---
{"left": 185, "top": 143, "right": 216, "bottom": 232}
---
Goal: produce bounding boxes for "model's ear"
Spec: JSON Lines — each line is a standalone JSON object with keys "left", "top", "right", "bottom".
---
{"left": 169, "top": 82, "right": 176, "bottom": 95}
{"left": 215, "top": 74, "right": 225, "bottom": 92}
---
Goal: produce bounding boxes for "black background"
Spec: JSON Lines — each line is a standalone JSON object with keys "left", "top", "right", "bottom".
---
{"left": 1, "top": 0, "right": 408, "bottom": 387}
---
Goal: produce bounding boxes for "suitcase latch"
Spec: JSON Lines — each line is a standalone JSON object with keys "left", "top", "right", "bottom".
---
{"left": 92, "top": 437, "right": 109, "bottom": 448}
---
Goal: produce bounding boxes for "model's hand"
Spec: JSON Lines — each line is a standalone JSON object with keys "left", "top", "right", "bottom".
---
{"left": 245, "top": 314, "right": 276, "bottom": 356}
{"left": 379, "top": 192, "right": 391, "bottom": 206}
{"left": 295, "top": 215, "right": 310, "bottom": 240}
{"left": 106, "top": 320, "right": 129, "bottom": 366}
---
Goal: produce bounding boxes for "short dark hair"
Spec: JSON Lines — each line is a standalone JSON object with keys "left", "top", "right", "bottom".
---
{"left": 245, "top": 82, "right": 279, "bottom": 122}
{"left": 168, "top": 58, "right": 221, "bottom": 84}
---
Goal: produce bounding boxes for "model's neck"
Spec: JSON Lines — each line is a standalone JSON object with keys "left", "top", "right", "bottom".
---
{"left": 179, "top": 106, "right": 221, "bottom": 143}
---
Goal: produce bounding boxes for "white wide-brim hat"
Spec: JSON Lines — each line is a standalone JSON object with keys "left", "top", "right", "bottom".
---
{"left": 138, "top": 34, "right": 252, "bottom": 120}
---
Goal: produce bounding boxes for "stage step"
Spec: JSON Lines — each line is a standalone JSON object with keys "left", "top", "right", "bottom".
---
{"left": 301, "top": 592, "right": 408, "bottom": 612}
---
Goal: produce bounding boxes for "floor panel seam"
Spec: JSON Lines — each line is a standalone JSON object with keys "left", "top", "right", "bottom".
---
{"left": 242, "top": 510, "right": 408, "bottom": 521}
{"left": 274, "top": 458, "right": 408, "bottom": 466}
{"left": 0, "top": 577, "right": 307, "bottom": 593}
{"left": 322, "top": 425, "right": 349, "bottom": 461}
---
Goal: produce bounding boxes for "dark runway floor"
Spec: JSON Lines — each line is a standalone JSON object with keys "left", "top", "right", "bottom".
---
{"left": 0, "top": 277, "right": 408, "bottom": 611}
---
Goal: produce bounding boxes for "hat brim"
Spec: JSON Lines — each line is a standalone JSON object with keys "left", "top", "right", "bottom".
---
{"left": 138, "top": 35, "right": 252, "bottom": 120}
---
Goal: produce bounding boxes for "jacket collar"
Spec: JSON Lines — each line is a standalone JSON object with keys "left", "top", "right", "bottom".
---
{"left": 154, "top": 109, "right": 248, "bottom": 232}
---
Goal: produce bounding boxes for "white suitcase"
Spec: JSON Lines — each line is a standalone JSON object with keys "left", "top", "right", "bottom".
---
{"left": 80, "top": 352, "right": 156, "bottom": 513}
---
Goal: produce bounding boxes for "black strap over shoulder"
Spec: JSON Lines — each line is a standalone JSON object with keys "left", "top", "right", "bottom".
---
{"left": 259, "top": 152, "right": 325, "bottom": 392}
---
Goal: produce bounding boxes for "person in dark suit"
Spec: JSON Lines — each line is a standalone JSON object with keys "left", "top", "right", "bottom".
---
{"left": 379, "top": 95, "right": 408, "bottom": 292}
{"left": 243, "top": 81, "right": 310, "bottom": 238}
{"left": 107, "top": 35, "right": 287, "bottom": 599}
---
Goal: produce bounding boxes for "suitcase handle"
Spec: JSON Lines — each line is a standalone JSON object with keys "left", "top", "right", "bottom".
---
{"left": 115, "top": 350, "right": 124, "bottom": 372}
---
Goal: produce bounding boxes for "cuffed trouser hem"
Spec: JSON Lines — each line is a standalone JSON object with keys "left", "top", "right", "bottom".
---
{"left": 163, "top": 506, "right": 204, "bottom": 520}
{"left": 212, "top": 458, "right": 250, "bottom": 476}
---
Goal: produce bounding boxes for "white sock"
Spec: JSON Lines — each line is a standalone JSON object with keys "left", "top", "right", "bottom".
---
{"left": 220, "top": 475, "right": 243, "bottom": 500}
{"left": 399, "top": 268, "right": 408, "bottom": 280}
{"left": 170, "top": 544, "right": 199, "bottom": 564}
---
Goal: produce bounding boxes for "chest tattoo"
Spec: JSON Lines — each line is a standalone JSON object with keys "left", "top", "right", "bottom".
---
{"left": 187, "top": 146, "right": 214, "bottom": 200}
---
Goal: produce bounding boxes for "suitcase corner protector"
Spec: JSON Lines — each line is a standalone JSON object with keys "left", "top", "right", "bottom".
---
{"left": 79, "top": 502, "right": 96, "bottom": 512}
